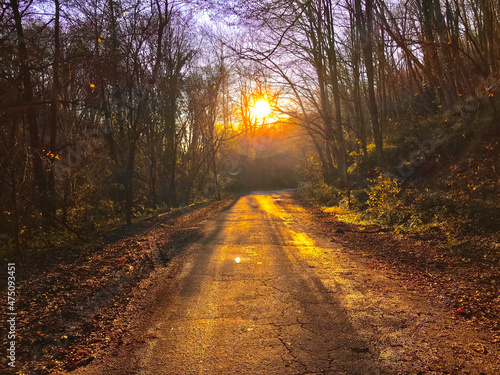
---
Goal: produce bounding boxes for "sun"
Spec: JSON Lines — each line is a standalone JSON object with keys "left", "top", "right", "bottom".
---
{"left": 251, "top": 100, "right": 272, "bottom": 120}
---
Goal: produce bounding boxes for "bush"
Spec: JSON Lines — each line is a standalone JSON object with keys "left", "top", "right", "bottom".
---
{"left": 348, "top": 189, "right": 369, "bottom": 211}
{"left": 366, "top": 173, "right": 410, "bottom": 225}
{"left": 299, "top": 182, "right": 342, "bottom": 206}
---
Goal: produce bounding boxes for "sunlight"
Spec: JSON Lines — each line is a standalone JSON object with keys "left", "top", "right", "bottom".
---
{"left": 251, "top": 100, "right": 272, "bottom": 120}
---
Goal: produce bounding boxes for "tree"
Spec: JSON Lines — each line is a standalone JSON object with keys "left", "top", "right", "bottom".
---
{"left": 10, "top": 0, "right": 51, "bottom": 227}
{"left": 355, "top": 0, "right": 383, "bottom": 163}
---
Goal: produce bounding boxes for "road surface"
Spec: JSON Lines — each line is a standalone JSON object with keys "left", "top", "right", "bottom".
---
{"left": 77, "top": 191, "right": 499, "bottom": 374}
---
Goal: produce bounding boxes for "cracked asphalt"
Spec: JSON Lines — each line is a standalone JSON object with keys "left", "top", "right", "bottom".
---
{"left": 76, "top": 191, "right": 500, "bottom": 375}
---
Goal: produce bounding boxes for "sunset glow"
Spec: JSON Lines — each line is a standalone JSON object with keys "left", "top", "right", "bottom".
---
{"left": 251, "top": 100, "right": 272, "bottom": 120}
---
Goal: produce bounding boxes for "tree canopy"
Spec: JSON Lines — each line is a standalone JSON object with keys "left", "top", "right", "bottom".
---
{"left": 1, "top": 0, "right": 499, "bottom": 249}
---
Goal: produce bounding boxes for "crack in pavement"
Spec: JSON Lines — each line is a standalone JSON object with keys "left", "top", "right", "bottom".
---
{"left": 74, "top": 192, "right": 500, "bottom": 375}
{"left": 277, "top": 336, "right": 309, "bottom": 373}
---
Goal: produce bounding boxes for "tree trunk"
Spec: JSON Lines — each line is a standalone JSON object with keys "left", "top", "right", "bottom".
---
{"left": 357, "top": 0, "right": 383, "bottom": 163}
{"left": 11, "top": 0, "right": 51, "bottom": 227}
{"left": 47, "top": 0, "right": 61, "bottom": 219}
{"left": 324, "top": 0, "right": 348, "bottom": 186}
{"left": 165, "top": 118, "right": 178, "bottom": 207}
{"left": 125, "top": 140, "right": 137, "bottom": 226}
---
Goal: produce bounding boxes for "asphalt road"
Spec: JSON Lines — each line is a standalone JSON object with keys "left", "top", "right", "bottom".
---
{"left": 77, "top": 191, "right": 499, "bottom": 375}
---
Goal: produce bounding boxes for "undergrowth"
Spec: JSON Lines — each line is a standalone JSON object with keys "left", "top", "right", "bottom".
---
{"left": 300, "top": 113, "right": 500, "bottom": 247}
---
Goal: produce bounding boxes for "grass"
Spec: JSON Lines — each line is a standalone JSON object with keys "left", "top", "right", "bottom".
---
{"left": 321, "top": 206, "right": 378, "bottom": 227}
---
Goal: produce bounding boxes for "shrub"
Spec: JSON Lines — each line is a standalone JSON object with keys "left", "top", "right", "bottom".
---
{"left": 299, "top": 182, "right": 341, "bottom": 206}
{"left": 366, "top": 173, "right": 410, "bottom": 225}
{"left": 349, "top": 189, "right": 369, "bottom": 211}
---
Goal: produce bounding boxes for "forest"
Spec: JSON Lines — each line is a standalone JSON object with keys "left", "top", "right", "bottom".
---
{"left": 0, "top": 0, "right": 499, "bottom": 251}
{"left": 2, "top": 1, "right": 500, "bottom": 373}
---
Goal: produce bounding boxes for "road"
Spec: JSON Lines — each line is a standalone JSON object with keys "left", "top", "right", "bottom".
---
{"left": 77, "top": 191, "right": 499, "bottom": 375}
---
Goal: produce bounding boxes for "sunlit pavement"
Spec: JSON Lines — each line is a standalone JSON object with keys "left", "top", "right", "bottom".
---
{"left": 78, "top": 191, "right": 499, "bottom": 375}
{"left": 138, "top": 192, "right": 381, "bottom": 374}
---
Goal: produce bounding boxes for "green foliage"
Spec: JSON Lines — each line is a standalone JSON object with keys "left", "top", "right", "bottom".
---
{"left": 366, "top": 173, "right": 410, "bottom": 225}
{"left": 298, "top": 153, "right": 325, "bottom": 184}
{"left": 347, "top": 189, "right": 369, "bottom": 211}
{"left": 67, "top": 199, "right": 121, "bottom": 232}
{"left": 298, "top": 182, "right": 342, "bottom": 206}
